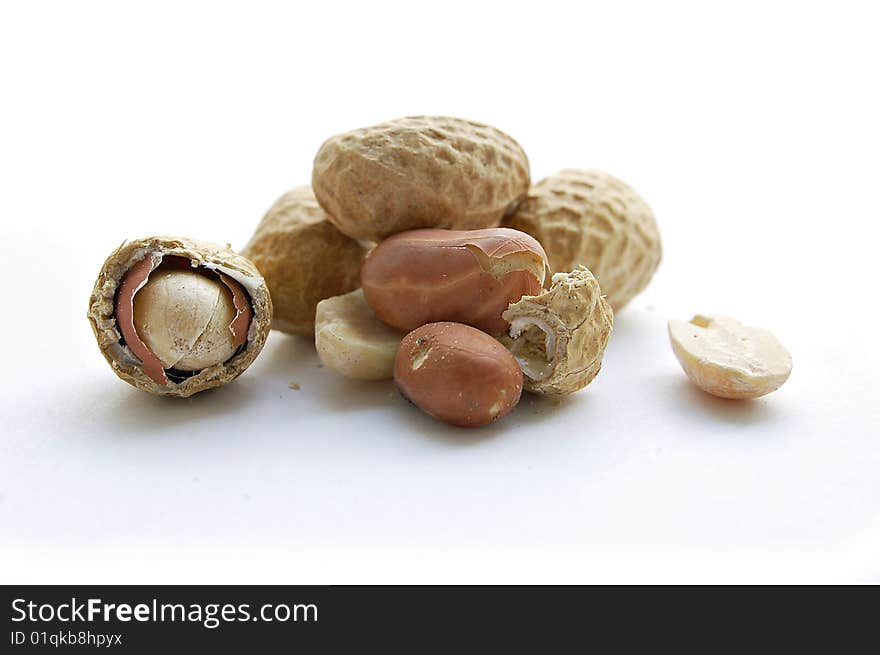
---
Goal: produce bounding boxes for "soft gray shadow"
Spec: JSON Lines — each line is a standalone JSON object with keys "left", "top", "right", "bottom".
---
{"left": 605, "top": 310, "right": 643, "bottom": 341}
{"left": 246, "top": 332, "right": 315, "bottom": 381}
{"left": 75, "top": 337, "right": 302, "bottom": 437}
{"left": 96, "top": 376, "right": 262, "bottom": 437}
{"left": 667, "top": 376, "right": 782, "bottom": 426}
{"left": 379, "top": 386, "right": 588, "bottom": 447}
{"left": 314, "top": 375, "right": 400, "bottom": 413}
{"left": 390, "top": 393, "right": 508, "bottom": 446}
{"left": 514, "top": 390, "right": 585, "bottom": 424}
{"left": 603, "top": 308, "right": 660, "bottom": 358}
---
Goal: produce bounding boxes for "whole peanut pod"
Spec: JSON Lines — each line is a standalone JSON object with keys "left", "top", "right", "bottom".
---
{"left": 312, "top": 116, "right": 530, "bottom": 241}
{"left": 242, "top": 186, "right": 368, "bottom": 336}
{"left": 361, "top": 228, "right": 549, "bottom": 334}
{"left": 502, "top": 169, "right": 661, "bottom": 311}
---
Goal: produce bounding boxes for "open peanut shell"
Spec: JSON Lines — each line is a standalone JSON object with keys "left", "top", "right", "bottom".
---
{"left": 88, "top": 236, "right": 273, "bottom": 397}
{"left": 500, "top": 266, "right": 613, "bottom": 395}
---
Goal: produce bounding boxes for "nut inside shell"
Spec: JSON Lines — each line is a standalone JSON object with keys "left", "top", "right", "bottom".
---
{"left": 89, "top": 237, "right": 272, "bottom": 397}
{"left": 114, "top": 255, "right": 253, "bottom": 385}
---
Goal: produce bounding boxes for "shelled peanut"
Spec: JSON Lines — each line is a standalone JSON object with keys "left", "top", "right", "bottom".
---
{"left": 395, "top": 322, "right": 523, "bottom": 427}
{"left": 360, "top": 227, "right": 549, "bottom": 334}
{"left": 353, "top": 226, "right": 614, "bottom": 425}
{"left": 315, "top": 289, "right": 405, "bottom": 381}
{"left": 669, "top": 315, "right": 792, "bottom": 399}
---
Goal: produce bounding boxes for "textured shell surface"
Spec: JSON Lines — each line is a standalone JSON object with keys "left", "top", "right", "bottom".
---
{"left": 87, "top": 236, "right": 272, "bottom": 397}
{"left": 501, "top": 266, "right": 613, "bottom": 395}
{"left": 502, "top": 169, "right": 661, "bottom": 311}
{"left": 241, "top": 186, "right": 367, "bottom": 336}
{"left": 312, "top": 116, "right": 531, "bottom": 241}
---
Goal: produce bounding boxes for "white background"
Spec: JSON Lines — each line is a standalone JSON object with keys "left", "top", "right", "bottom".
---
{"left": 1, "top": 1, "right": 878, "bottom": 583}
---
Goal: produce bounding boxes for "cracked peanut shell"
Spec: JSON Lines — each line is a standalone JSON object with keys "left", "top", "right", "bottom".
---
{"left": 502, "top": 169, "right": 661, "bottom": 311}
{"left": 500, "top": 266, "right": 613, "bottom": 395}
{"left": 312, "top": 116, "right": 531, "bottom": 241}
{"left": 241, "top": 186, "right": 368, "bottom": 336}
{"left": 88, "top": 236, "right": 272, "bottom": 397}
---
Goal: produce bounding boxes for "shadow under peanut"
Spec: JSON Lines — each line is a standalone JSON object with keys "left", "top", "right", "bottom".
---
{"left": 94, "top": 374, "right": 262, "bottom": 437}
{"left": 244, "top": 332, "right": 316, "bottom": 381}
{"left": 665, "top": 376, "right": 782, "bottom": 426}
{"left": 76, "top": 333, "right": 308, "bottom": 438}
{"left": 381, "top": 386, "right": 587, "bottom": 447}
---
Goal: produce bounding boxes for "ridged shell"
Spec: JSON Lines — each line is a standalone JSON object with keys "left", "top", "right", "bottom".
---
{"left": 242, "top": 186, "right": 367, "bottom": 335}
{"left": 88, "top": 236, "right": 272, "bottom": 397}
{"left": 501, "top": 267, "right": 613, "bottom": 395}
{"left": 312, "top": 116, "right": 530, "bottom": 241}
{"left": 503, "top": 169, "right": 661, "bottom": 311}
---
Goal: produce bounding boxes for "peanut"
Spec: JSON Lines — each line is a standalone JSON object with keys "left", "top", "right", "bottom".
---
{"left": 668, "top": 315, "right": 792, "bottom": 399}
{"left": 88, "top": 237, "right": 272, "bottom": 397}
{"left": 241, "top": 186, "right": 368, "bottom": 336}
{"left": 315, "top": 289, "right": 405, "bottom": 381}
{"left": 361, "top": 228, "right": 548, "bottom": 334}
{"left": 502, "top": 169, "right": 661, "bottom": 311}
{"left": 132, "top": 268, "right": 241, "bottom": 372}
{"left": 312, "top": 116, "right": 530, "bottom": 241}
{"left": 394, "top": 322, "right": 523, "bottom": 427}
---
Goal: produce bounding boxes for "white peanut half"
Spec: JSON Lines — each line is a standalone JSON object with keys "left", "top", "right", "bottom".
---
{"left": 315, "top": 289, "right": 406, "bottom": 381}
{"left": 668, "top": 315, "right": 792, "bottom": 399}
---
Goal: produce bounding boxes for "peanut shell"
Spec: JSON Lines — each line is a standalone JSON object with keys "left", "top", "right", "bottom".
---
{"left": 88, "top": 236, "right": 272, "bottom": 397}
{"left": 500, "top": 266, "right": 613, "bottom": 395}
{"left": 241, "top": 186, "right": 368, "bottom": 336}
{"left": 312, "top": 116, "right": 530, "bottom": 241}
{"left": 502, "top": 169, "right": 661, "bottom": 311}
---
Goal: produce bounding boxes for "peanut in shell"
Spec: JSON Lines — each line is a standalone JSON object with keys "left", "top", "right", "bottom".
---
{"left": 502, "top": 169, "right": 661, "bottom": 311}
{"left": 88, "top": 236, "right": 272, "bottom": 397}
{"left": 241, "top": 186, "right": 368, "bottom": 336}
{"left": 312, "top": 116, "right": 530, "bottom": 241}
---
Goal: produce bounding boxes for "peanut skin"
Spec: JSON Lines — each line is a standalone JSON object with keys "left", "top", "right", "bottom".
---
{"left": 394, "top": 322, "right": 523, "bottom": 427}
{"left": 361, "top": 228, "right": 548, "bottom": 334}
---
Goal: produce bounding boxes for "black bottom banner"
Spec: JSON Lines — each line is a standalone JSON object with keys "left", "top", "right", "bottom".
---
{"left": 0, "top": 585, "right": 872, "bottom": 651}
